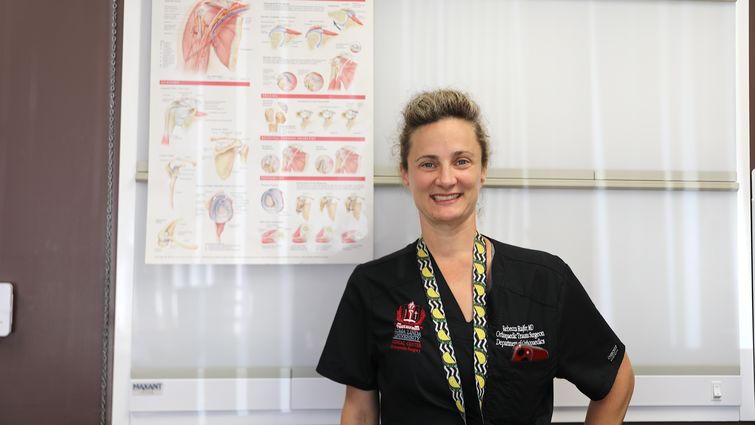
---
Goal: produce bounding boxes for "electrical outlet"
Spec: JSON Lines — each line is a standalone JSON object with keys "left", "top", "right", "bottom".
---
{"left": 712, "top": 381, "right": 723, "bottom": 401}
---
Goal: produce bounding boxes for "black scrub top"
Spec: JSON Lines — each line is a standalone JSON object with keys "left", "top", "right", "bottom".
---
{"left": 317, "top": 238, "right": 625, "bottom": 425}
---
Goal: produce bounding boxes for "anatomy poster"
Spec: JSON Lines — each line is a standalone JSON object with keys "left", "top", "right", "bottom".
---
{"left": 145, "top": 0, "right": 373, "bottom": 264}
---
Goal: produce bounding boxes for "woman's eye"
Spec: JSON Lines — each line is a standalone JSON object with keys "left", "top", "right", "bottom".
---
{"left": 456, "top": 158, "right": 471, "bottom": 166}
{"left": 419, "top": 162, "right": 435, "bottom": 169}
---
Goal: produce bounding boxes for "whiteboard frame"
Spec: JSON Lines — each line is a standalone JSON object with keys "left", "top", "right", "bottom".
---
{"left": 111, "top": 0, "right": 755, "bottom": 422}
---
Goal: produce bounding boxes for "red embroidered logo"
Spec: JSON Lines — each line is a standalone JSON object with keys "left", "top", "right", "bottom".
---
{"left": 390, "top": 302, "right": 425, "bottom": 353}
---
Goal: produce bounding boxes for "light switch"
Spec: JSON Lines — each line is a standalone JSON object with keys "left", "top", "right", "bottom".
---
{"left": 0, "top": 282, "right": 13, "bottom": 337}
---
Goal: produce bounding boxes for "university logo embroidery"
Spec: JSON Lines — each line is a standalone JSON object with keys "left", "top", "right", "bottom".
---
{"left": 390, "top": 301, "right": 426, "bottom": 353}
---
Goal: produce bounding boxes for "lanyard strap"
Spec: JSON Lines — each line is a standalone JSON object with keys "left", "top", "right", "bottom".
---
{"left": 416, "top": 233, "right": 488, "bottom": 422}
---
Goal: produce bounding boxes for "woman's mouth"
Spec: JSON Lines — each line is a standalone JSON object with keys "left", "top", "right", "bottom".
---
{"left": 431, "top": 193, "right": 461, "bottom": 202}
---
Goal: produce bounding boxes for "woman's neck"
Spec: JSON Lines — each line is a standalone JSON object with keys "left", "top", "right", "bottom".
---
{"left": 419, "top": 216, "right": 478, "bottom": 260}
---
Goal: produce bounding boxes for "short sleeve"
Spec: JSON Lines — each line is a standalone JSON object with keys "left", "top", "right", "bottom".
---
{"left": 316, "top": 265, "right": 377, "bottom": 390}
{"left": 556, "top": 262, "right": 625, "bottom": 401}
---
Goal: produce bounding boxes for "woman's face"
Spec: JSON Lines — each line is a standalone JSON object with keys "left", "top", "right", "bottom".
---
{"left": 401, "top": 118, "right": 486, "bottom": 230}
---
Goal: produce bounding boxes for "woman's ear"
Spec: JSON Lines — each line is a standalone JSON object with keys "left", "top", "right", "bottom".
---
{"left": 480, "top": 166, "right": 487, "bottom": 185}
{"left": 400, "top": 166, "right": 410, "bottom": 187}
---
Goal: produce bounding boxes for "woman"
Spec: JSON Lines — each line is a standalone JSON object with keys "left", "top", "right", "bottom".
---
{"left": 317, "top": 89, "right": 634, "bottom": 424}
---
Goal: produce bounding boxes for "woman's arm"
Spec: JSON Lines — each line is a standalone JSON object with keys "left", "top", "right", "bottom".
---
{"left": 585, "top": 352, "right": 635, "bottom": 425}
{"left": 341, "top": 385, "right": 379, "bottom": 425}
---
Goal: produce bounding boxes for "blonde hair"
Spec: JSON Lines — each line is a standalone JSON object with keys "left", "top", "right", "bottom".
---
{"left": 398, "top": 89, "right": 489, "bottom": 170}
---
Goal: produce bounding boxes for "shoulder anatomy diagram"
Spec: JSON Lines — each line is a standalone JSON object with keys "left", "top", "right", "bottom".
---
{"left": 146, "top": 0, "right": 372, "bottom": 264}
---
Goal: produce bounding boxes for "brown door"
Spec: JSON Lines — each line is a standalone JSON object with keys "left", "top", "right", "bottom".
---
{"left": 0, "top": 1, "right": 121, "bottom": 424}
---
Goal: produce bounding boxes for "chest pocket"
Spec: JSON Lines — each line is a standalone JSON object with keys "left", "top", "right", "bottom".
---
{"left": 482, "top": 344, "right": 556, "bottom": 424}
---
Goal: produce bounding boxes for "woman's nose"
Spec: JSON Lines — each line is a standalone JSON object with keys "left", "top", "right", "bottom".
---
{"left": 436, "top": 164, "right": 456, "bottom": 187}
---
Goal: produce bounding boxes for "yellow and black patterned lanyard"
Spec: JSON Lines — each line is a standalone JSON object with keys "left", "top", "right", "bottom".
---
{"left": 416, "top": 232, "right": 488, "bottom": 423}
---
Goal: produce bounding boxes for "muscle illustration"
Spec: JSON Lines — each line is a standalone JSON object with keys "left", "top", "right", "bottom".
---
{"left": 269, "top": 25, "right": 301, "bottom": 48}
{"left": 316, "top": 226, "right": 333, "bottom": 243}
{"left": 329, "top": 9, "right": 363, "bottom": 31}
{"left": 282, "top": 145, "right": 307, "bottom": 172}
{"left": 292, "top": 224, "right": 309, "bottom": 244}
{"left": 157, "top": 220, "right": 198, "bottom": 250}
{"left": 182, "top": 1, "right": 248, "bottom": 74}
{"left": 212, "top": 137, "right": 249, "bottom": 180}
{"left": 328, "top": 54, "right": 357, "bottom": 91}
{"left": 335, "top": 147, "right": 359, "bottom": 174}
{"left": 305, "top": 26, "right": 338, "bottom": 49}
{"left": 261, "top": 228, "right": 282, "bottom": 244}
{"left": 165, "top": 158, "right": 197, "bottom": 208}
{"left": 304, "top": 72, "right": 324, "bottom": 92}
{"left": 162, "top": 98, "right": 205, "bottom": 145}
{"left": 207, "top": 192, "right": 234, "bottom": 242}
{"left": 341, "top": 229, "right": 357, "bottom": 244}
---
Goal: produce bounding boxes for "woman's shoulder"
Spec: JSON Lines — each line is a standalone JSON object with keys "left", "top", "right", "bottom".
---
{"left": 489, "top": 237, "right": 568, "bottom": 273}
{"left": 487, "top": 237, "right": 574, "bottom": 305}
{"left": 347, "top": 241, "right": 418, "bottom": 287}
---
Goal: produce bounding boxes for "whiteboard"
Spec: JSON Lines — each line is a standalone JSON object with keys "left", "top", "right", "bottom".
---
{"left": 125, "top": 0, "right": 740, "bottom": 392}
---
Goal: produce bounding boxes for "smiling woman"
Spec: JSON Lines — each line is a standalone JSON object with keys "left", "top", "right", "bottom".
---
{"left": 317, "top": 89, "right": 635, "bottom": 425}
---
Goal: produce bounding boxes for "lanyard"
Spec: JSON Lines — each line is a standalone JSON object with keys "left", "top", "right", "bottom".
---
{"left": 416, "top": 232, "right": 488, "bottom": 422}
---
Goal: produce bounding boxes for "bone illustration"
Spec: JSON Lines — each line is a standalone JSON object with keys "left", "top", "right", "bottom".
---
{"left": 304, "top": 72, "right": 324, "bottom": 92}
{"left": 295, "top": 195, "right": 313, "bottom": 221}
{"left": 344, "top": 194, "right": 364, "bottom": 220}
{"left": 162, "top": 98, "right": 206, "bottom": 145}
{"left": 296, "top": 110, "right": 312, "bottom": 129}
{"left": 277, "top": 72, "right": 297, "bottom": 91}
{"left": 319, "top": 109, "right": 334, "bottom": 128}
{"left": 282, "top": 145, "right": 308, "bottom": 172}
{"left": 261, "top": 228, "right": 283, "bottom": 244}
{"left": 342, "top": 109, "right": 358, "bottom": 130}
{"left": 316, "top": 226, "right": 333, "bottom": 243}
{"left": 165, "top": 158, "right": 197, "bottom": 208}
{"left": 212, "top": 137, "right": 249, "bottom": 180}
{"left": 265, "top": 104, "right": 287, "bottom": 132}
{"left": 335, "top": 147, "right": 360, "bottom": 174}
{"left": 329, "top": 9, "right": 363, "bottom": 31}
{"left": 315, "top": 155, "right": 334, "bottom": 174}
{"left": 260, "top": 154, "right": 280, "bottom": 173}
{"left": 319, "top": 196, "right": 338, "bottom": 221}
{"left": 291, "top": 224, "right": 309, "bottom": 244}
{"left": 207, "top": 192, "right": 234, "bottom": 242}
{"left": 328, "top": 54, "right": 357, "bottom": 91}
{"left": 182, "top": 1, "right": 248, "bottom": 74}
{"left": 269, "top": 25, "right": 302, "bottom": 48}
{"left": 157, "top": 220, "right": 198, "bottom": 250}
{"left": 261, "top": 188, "right": 284, "bottom": 213}
{"left": 305, "top": 26, "right": 338, "bottom": 49}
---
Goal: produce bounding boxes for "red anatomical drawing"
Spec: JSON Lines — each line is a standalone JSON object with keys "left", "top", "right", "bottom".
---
{"left": 292, "top": 224, "right": 309, "bottom": 244}
{"left": 269, "top": 25, "right": 301, "bottom": 48}
{"left": 282, "top": 145, "right": 308, "bottom": 172}
{"left": 306, "top": 26, "right": 338, "bottom": 49}
{"left": 329, "top": 9, "right": 363, "bottom": 31}
{"left": 335, "top": 147, "right": 359, "bottom": 174}
{"left": 328, "top": 54, "right": 357, "bottom": 91}
{"left": 182, "top": 1, "right": 248, "bottom": 74}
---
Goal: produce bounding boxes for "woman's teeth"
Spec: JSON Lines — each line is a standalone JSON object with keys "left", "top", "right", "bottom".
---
{"left": 432, "top": 194, "right": 460, "bottom": 201}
